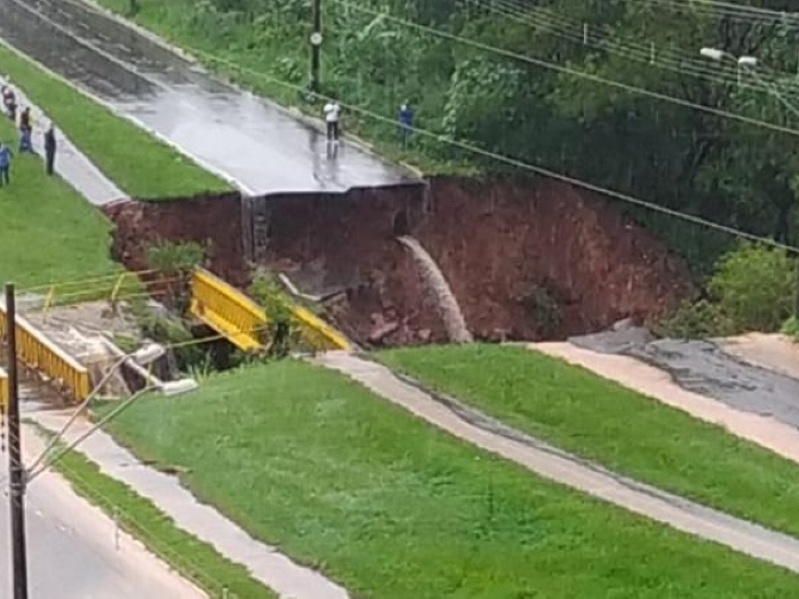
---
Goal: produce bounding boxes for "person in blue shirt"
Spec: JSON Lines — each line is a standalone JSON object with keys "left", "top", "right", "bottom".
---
{"left": 398, "top": 102, "right": 414, "bottom": 147}
{"left": 0, "top": 141, "right": 13, "bottom": 187}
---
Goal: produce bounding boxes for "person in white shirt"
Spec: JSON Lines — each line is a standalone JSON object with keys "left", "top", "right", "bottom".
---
{"left": 323, "top": 101, "right": 341, "bottom": 142}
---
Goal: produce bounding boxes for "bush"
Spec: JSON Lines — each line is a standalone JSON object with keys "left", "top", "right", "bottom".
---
{"left": 654, "top": 299, "right": 732, "bottom": 339}
{"left": 707, "top": 243, "right": 796, "bottom": 333}
{"left": 145, "top": 240, "right": 205, "bottom": 313}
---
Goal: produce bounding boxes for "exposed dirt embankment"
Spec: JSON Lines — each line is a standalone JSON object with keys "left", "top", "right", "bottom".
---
{"left": 103, "top": 177, "right": 693, "bottom": 346}
{"left": 415, "top": 177, "right": 692, "bottom": 339}
{"left": 103, "top": 192, "right": 247, "bottom": 287}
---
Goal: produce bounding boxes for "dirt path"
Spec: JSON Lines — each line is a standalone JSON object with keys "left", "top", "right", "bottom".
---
{"left": 531, "top": 341, "right": 799, "bottom": 466}
{"left": 315, "top": 351, "right": 799, "bottom": 574}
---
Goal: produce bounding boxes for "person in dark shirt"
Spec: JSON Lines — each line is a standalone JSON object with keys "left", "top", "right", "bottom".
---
{"left": 398, "top": 102, "right": 414, "bottom": 147}
{"left": 44, "top": 124, "right": 56, "bottom": 176}
{"left": 18, "top": 107, "right": 32, "bottom": 153}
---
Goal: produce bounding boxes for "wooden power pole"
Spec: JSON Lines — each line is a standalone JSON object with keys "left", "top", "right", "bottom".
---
{"left": 6, "top": 283, "right": 28, "bottom": 599}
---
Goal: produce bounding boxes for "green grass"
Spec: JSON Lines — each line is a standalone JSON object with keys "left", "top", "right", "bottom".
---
{"left": 51, "top": 441, "right": 276, "bottom": 599}
{"left": 0, "top": 41, "right": 229, "bottom": 198}
{"left": 0, "top": 116, "right": 116, "bottom": 287}
{"left": 379, "top": 344, "right": 799, "bottom": 540}
{"left": 98, "top": 359, "right": 799, "bottom": 598}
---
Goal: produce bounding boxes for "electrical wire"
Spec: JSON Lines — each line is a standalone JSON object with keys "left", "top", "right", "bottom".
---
{"left": 333, "top": 0, "right": 799, "bottom": 137}
{"left": 481, "top": 0, "right": 799, "bottom": 90}
{"left": 134, "top": 36, "right": 799, "bottom": 254}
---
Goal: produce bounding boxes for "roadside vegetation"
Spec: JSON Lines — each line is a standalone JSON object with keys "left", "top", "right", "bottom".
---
{"left": 98, "top": 359, "right": 799, "bottom": 598}
{"left": 379, "top": 343, "right": 799, "bottom": 540}
{"left": 0, "top": 41, "right": 228, "bottom": 198}
{"left": 0, "top": 114, "right": 115, "bottom": 286}
{"left": 93, "top": 0, "right": 799, "bottom": 273}
{"left": 657, "top": 242, "right": 797, "bottom": 338}
{"left": 51, "top": 442, "right": 276, "bottom": 598}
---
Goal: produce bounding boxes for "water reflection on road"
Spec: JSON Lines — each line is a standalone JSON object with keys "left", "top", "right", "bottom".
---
{"left": 0, "top": 0, "right": 417, "bottom": 195}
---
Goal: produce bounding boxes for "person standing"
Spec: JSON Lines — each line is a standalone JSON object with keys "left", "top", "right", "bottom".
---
{"left": 398, "top": 101, "right": 414, "bottom": 147}
{"left": 18, "top": 107, "right": 32, "bottom": 153}
{"left": 2, "top": 86, "right": 16, "bottom": 122}
{"left": 0, "top": 141, "right": 13, "bottom": 187}
{"left": 44, "top": 124, "right": 56, "bottom": 175}
{"left": 323, "top": 100, "right": 340, "bottom": 143}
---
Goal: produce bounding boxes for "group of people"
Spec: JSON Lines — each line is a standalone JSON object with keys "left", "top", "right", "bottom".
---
{"left": 0, "top": 82, "right": 57, "bottom": 187}
{"left": 321, "top": 100, "right": 415, "bottom": 147}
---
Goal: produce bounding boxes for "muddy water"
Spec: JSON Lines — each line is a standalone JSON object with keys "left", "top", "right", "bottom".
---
{"left": 398, "top": 235, "right": 473, "bottom": 343}
{"left": 571, "top": 328, "right": 799, "bottom": 431}
{"left": 0, "top": 0, "right": 417, "bottom": 194}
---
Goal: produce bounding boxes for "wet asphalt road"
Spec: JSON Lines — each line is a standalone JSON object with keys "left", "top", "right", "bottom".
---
{"left": 571, "top": 327, "right": 799, "bottom": 431}
{"left": 0, "top": 0, "right": 417, "bottom": 195}
{"left": 0, "top": 418, "right": 204, "bottom": 599}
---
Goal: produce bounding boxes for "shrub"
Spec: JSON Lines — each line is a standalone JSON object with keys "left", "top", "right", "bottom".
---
{"left": 654, "top": 299, "right": 732, "bottom": 339}
{"left": 707, "top": 243, "right": 797, "bottom": 333}
{"left": 145, "top": 240, "right": 205, "bottom": 313}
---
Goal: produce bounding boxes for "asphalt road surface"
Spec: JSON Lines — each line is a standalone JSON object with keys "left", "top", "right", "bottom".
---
{"left": 0, "top": 0, "right": 417, "bottom": 195}
{"left": 0, "top": 421, "right": 205, "bottom": 599}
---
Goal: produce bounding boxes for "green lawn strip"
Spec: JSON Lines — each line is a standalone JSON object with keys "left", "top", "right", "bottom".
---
{"left": 44, "top": 437, "right": 276, "bottom": 599}
{"left": 378, "top": 343, "right": 799, "bottom": 540}
{"left": 98, "top": 359, "right": 799, "bottom": 599}
{"left": 0, "top": 41, "right": 229, "bottom": 198}
{"left": 0, "top": 115, "right": 117, "bottom": 287}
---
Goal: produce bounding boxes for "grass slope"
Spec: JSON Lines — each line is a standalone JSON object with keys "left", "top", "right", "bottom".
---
{"left": 53, "top": 445, "right": 276, "bottom": 598}
{"left": 0, "top": 42, "right": 228, "bottom": 198}
{"left": 0, "top": 116, "right": 115, "bottom": 286}
{"left": 100, "top": 359, "right": 799, "bottom": 598}
{"left": 379, "top": 344, "right": 799, "bottom": 540}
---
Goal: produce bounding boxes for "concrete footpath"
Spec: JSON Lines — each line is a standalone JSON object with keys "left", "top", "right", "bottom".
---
{"left": 30, "top": 410, "right": 351, "bottom": 599}
{"left": 0, "top": 76, "right": 124, "bottom": 205}
{"left": 1, "top": 423, "right": 205, "bottom": 598}
{"left": 314, "top": 351, "right": 799, "bottom": 575}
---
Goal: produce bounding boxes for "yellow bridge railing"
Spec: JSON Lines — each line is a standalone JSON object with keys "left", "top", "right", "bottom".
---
{"left": 0, "top": 305, "right": 91, "bottom": 402}
{"left": 0, "top": 367, "right": 6, "bottom": 415}
{"left": 189, "top": 269, "right": 353, "bottom": 353}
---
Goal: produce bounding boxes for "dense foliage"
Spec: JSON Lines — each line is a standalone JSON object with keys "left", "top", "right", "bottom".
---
{"left": 115, "top": 0, "right": 799, "bottom": 268}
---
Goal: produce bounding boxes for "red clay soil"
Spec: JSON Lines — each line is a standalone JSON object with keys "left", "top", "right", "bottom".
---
{"left": 414, "top": 177, "right": 693, "bottom": 340}
{"left": 103, "top": 176, "right": 694, "bottom": 346}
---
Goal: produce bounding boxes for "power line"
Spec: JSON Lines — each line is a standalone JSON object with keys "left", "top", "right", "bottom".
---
{"left": 172, "top": 41, "right": 799, "bottom": 254}
{"left": 482, "top": 0, "right": 799, "bottom": 89}
{"left": 334, "top": 0, "right": 799, "bottom": 138}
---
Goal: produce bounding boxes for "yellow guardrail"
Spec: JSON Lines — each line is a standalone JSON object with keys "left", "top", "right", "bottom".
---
{"left": 189, "top": 269, "right": 353, "bottom": 353}
{"left": 0, "top": 305, "right": 91, "bottom": 402}
{"left": 0, "top": 367, "right": 6, "bottom": 415}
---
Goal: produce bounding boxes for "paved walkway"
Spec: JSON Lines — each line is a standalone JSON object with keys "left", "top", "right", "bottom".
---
{"left": 1, "top": 423, "right": 205, "bottom": 598}
{"left": 314, "top": 351, "right": 799, "bottom": 574}
{"left": 30, "top": 410, "right": 351, "bottom": 599}
{"left": 0, "top": 76, "right": 124, "bottom": 205}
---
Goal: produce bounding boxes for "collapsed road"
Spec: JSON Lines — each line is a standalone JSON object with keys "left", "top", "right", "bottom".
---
{"left": 0, "top": 0, "right": 419, "bottom": 195}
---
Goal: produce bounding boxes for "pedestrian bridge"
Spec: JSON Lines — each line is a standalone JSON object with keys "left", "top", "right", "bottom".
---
{"left": 0, "top": 268, "right": 353, "bottom": 406}
{"left": 188, "top": 269, "right": 354, "bottom": 353}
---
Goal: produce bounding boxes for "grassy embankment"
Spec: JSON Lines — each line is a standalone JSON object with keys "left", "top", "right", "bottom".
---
{"left": 379, "top": 344, "right": 799, "bottom": 540}
{"left": 98, "top": 358, "right": 799, "bottom": 598}
{"left": 0, "top": 41, "right": 228, "bottom": 198}
{"left": 0, "top": 39, "right": 230, "bottom": 290}
{"left": 0, "top": 111, "right": 115, "bottom": 286}
{"left": 50, "top": 442, "right": 276, "bottom": 598}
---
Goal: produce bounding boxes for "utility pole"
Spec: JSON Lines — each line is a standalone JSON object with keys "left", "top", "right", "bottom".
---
{"left": 310, "top": 0, "right": 322, "bottom": 93}
{"left": 6, "top": 283, "right": 28, "bottom": 599}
